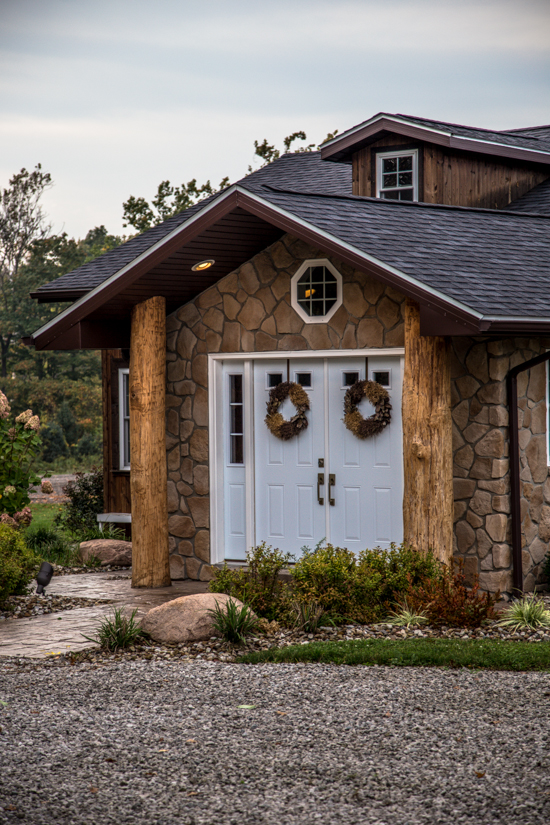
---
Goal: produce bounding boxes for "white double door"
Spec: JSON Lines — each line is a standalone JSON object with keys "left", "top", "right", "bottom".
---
{"left": 222, "top": 355, "right": 403, "bottom": 560}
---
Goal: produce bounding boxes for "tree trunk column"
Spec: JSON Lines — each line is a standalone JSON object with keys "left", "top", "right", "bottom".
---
{"left": 130, "top": 296, "right": 171, "bottom": 588}
{"left": 402, "top": 300, "right": 453, "bottom": 564}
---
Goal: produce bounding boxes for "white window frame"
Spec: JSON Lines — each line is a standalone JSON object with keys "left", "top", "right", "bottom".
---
{"left": 376, "top": 149, "right": 418, "bottom": 202}
{"left": 118, "top": 368, "right": 130, "bottom": 471}
{"left": 290, "top": 258, "right": 343, "bottom": 324}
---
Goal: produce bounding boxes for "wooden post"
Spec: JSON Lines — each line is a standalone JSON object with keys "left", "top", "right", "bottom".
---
{"left": 130, "top": 296, "right": 171, "bottom": 588}
{"left": 402, "top": 300, "right": 453, "bottom": 564}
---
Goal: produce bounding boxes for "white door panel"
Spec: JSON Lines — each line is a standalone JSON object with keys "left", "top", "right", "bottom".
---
{"left": 222, "top": 354, "right": 403, "bottom": 561}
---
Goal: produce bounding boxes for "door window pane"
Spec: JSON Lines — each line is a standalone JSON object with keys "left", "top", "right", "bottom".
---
{"left": 229, "top": 374, "right": 244, "bottom": 465}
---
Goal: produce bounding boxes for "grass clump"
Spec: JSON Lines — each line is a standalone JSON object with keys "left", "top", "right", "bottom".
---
{"left": 24, "top": 524, "right": 80, "bottom": 566}
{"left": 82, "top": 608, "right": 145, "bottom": 651}
{"left": 0, "top": 524, "right": 41, "bottom": 604}
{"left": 496, "top": 595, "right": 550, "bottom": 631}
{"left": 238, "top": 637, "right": 550, "bottom": 671}
{"left": 387, "top": 601, "right": 428, "bottom": 629}
{"left": 207, "top": 598, "right": 259, "bottom": 644}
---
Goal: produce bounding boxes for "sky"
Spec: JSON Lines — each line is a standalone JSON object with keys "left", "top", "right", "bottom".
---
{"left": 1, "top": 0, "right": 549, "bottom": 239}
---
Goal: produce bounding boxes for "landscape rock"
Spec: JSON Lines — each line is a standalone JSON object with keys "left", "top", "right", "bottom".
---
{"left": 141, "top": 592, "right": 253, "bottom": 643}
{"left": 79, "top": 539, "right": 132, "bottom": 567}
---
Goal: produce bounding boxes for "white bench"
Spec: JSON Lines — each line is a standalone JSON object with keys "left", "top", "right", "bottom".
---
{"left": 97, "top": 512, "right": 132, "bottom": 532}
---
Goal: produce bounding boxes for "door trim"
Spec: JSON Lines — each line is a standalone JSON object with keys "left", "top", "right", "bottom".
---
{"left": 208, "top": 348, "right": 405, "bottom": 564}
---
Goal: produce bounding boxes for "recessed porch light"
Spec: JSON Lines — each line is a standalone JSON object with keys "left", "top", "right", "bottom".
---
{"left": 191, "top": 259, "right": 215, "bottom": 271}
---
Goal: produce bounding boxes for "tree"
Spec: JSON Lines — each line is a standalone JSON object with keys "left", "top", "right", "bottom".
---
{"left": 122, "top": 129, "right": 339, "bottom": 233}
{"left": 0, "top": 165, "right": 52, "bottom": 378}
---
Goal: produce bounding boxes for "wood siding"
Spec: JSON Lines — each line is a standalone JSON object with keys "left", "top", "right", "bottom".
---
{"left": 352, "top": 135, "right": 550, "bottom": 208}
{"left": 102, "top": 349, "right": 131, "bottom": 514}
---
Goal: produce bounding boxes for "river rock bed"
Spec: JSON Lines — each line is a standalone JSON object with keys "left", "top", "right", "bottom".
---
{"left": 0, "top": 593, "right": 113, "bottom": 621}
{"left": 2, "top": 617, "right": 550, "bottom": 672}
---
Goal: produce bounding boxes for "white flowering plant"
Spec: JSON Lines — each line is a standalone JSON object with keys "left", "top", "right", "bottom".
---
{"left": 0, "top": 391, "right": 44, "bottom": 520}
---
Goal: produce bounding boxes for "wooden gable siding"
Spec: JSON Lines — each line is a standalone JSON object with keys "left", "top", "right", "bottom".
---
{"left": 352, "top": 134, "right": 550, "bottom": 208}
{"left": 102, "top": 349, "right": 131, "bottom": 515}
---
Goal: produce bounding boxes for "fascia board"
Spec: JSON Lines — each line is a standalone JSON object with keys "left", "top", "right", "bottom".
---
{"left": 321, "top": 114, "right": 450, "bottom": 150}
{"left": 31, "top": 187, "right": 242, "bottom": 348}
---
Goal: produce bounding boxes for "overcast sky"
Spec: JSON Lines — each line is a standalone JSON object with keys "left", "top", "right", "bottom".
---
{"left": 1, "top": 0, "right": 549, "bottom": 239}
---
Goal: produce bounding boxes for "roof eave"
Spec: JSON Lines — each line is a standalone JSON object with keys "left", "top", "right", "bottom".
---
{"left": 320, "top": 116, "right": 550, "bottom": 166}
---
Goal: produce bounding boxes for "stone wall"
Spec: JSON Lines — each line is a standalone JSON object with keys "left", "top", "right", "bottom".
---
{"left": 451, "top": 337, "right": 550, "bottom": 594}
{"left": 165, "top": 233, "right": 406, "bottom": 580}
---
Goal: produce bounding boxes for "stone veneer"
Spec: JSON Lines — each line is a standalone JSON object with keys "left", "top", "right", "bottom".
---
{"left": 452, "top": 337, "right": 550, "bottom": 593}
{"left": 165, "top": 234, "right": 406, "bottom": 580}
{"left": 163, "top": 233, "right": 550, "bottom": 592}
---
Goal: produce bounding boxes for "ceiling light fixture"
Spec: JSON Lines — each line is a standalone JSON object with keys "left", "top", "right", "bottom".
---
{"left": 191, "top": 259, "right": 215, "bottom": 272}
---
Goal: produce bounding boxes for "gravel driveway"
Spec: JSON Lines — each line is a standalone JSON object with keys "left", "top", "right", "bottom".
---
{"left": 1, "top": 660, "right": 549, "bottom": 824}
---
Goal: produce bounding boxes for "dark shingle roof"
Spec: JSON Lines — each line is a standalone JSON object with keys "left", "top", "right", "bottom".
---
{"left": 504, "top": 177, "right": 550, "bottom": 216}
{"left": 32, "top": 145, "right": 550, "bottom": 323}
{"left": 393, "top": 113, "right": 550, "bottom": 154}
{"left": 34, "top": 153, "right": 351, "bottom": 299}
{"left": 247, "top": 186, "right": 550, "bottom": 318}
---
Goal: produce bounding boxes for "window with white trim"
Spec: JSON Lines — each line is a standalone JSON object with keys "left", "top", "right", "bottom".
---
{"left": 119, "top": 368, "right": 130, "bottom": 470}
{"left": 291, "top": 258, "right": 343, "bottom": 324}
{"left": 376, "top": 149, "right": 418, "bottom": 201}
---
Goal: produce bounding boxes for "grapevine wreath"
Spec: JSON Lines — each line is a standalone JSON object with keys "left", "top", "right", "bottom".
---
{"left": 265, "top": 381, "right": 310, "bottom": 440}
{"left": 343, "top": 379, "right": 391, "bottom": 438}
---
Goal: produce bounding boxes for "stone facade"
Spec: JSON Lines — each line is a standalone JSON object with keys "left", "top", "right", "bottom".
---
{"left": 165, "top": 233, "right": 406, "bottom": 580}
{"left": 451, "top": 337, "right": 550, "bottom": 593}
{"left": 164, "top": 233, "right": 550, "bottom": 592}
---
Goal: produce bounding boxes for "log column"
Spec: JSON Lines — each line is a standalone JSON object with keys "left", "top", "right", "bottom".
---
{"left": 130, "top": 296, "right": 171, "bottom": 588}
{"left": 402, "top": 300, "right": 453, "bottom": 564}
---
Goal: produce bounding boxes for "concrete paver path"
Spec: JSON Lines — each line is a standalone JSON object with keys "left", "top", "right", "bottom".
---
{"left": 0, "top": 572, "right": 208, "bottom": 658}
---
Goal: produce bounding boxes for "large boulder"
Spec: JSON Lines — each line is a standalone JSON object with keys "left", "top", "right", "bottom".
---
{"left": 79, "top": 539, "right": 132, "bottom": 567}
{"left": 141, "top": 592, "right": 251, "bottom": 643}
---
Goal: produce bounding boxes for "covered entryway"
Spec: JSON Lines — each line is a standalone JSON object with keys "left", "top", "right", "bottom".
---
{"left": 210, "top": 351, "right": 403, "bottom": 562}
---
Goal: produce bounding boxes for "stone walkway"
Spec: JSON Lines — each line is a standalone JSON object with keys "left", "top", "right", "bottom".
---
{"left": 0, "top": 572, "right": 208, "bottom": 658}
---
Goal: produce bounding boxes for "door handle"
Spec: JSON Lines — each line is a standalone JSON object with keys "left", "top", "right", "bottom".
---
{"left": 317, "top": 473, "right": 324, "bottom": 506}
{"left": 329, "top": 473, "right": 335, "bottom": 506}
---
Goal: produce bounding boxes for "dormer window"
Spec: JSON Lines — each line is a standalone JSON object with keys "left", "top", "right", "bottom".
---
{"left": 376, "top": 149, "right": 418, "bottom": 201}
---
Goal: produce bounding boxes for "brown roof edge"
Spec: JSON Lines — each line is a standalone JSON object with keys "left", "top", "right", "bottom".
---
{"left": 30, "top": 185, "right": 485, "bottom": 351}
{"left": 30, "top": 191, "right": 243, "bottom": 350}
{"left": 320, "top": 117, "right": 550, "bottom": 166}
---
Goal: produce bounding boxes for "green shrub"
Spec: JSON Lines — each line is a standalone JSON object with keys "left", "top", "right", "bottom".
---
{"left": 209, "top": 542, "right": 294, "bottom": 621}
{"left": 207, "top": 598, "right": 259, "bottom": 644}
{"left": 24, "top": 524, "right": 80, "bottom": 567}
{"left": 57, "top": 401, "right": 79, "bottom": 448}
{"left": 41, "top": 422, "right": 68, "bottom": 462}
{"left": 0, "top": 392, "right": 43, "bottom": 515}
{"left": 55, "top": 467, "right": 104, "bottom": 535}
{"left": 0, "top": 524, "right": 40, "bottom": 604}
{"left": 291, "top": 542, "right": 441, "bottom": 624}
{"left": 76, "top": 432, "right": 101, "bottom": 458}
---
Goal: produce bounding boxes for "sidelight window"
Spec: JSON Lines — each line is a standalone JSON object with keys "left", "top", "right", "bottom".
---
{"left": 119, "top": 368, "right": 130, "bottom": 470}
{"left": 228, "top": 374, "right": 244, "bottom": 465}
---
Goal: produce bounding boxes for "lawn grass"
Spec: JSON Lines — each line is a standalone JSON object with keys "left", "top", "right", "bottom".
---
{"left": 29, "top": 501, "right": 64, "bottom": 531}
{"left": 238, "top": 637, "right": 550, "bottom": 671}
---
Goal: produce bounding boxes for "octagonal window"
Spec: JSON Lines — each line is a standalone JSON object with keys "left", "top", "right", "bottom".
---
{"left": 291, "top": 259, "right": 342, "bottom": 324}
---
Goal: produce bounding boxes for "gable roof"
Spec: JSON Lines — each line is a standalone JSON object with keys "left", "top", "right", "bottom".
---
{"left": 320, "top": 112, "right": 550, "bottom": 164}
{"left": 28, "top": 135, "right": 550, "bottom": 350}
{"left": 32, "top": 153, "right": 352, "bottom": 303}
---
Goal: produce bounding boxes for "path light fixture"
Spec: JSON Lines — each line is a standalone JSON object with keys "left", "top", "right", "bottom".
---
{"left": 191, "top": 259, "right": 215, "bottom": 271}
{"left": 36, "top": 562, "right": 54, "bottom": 595}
